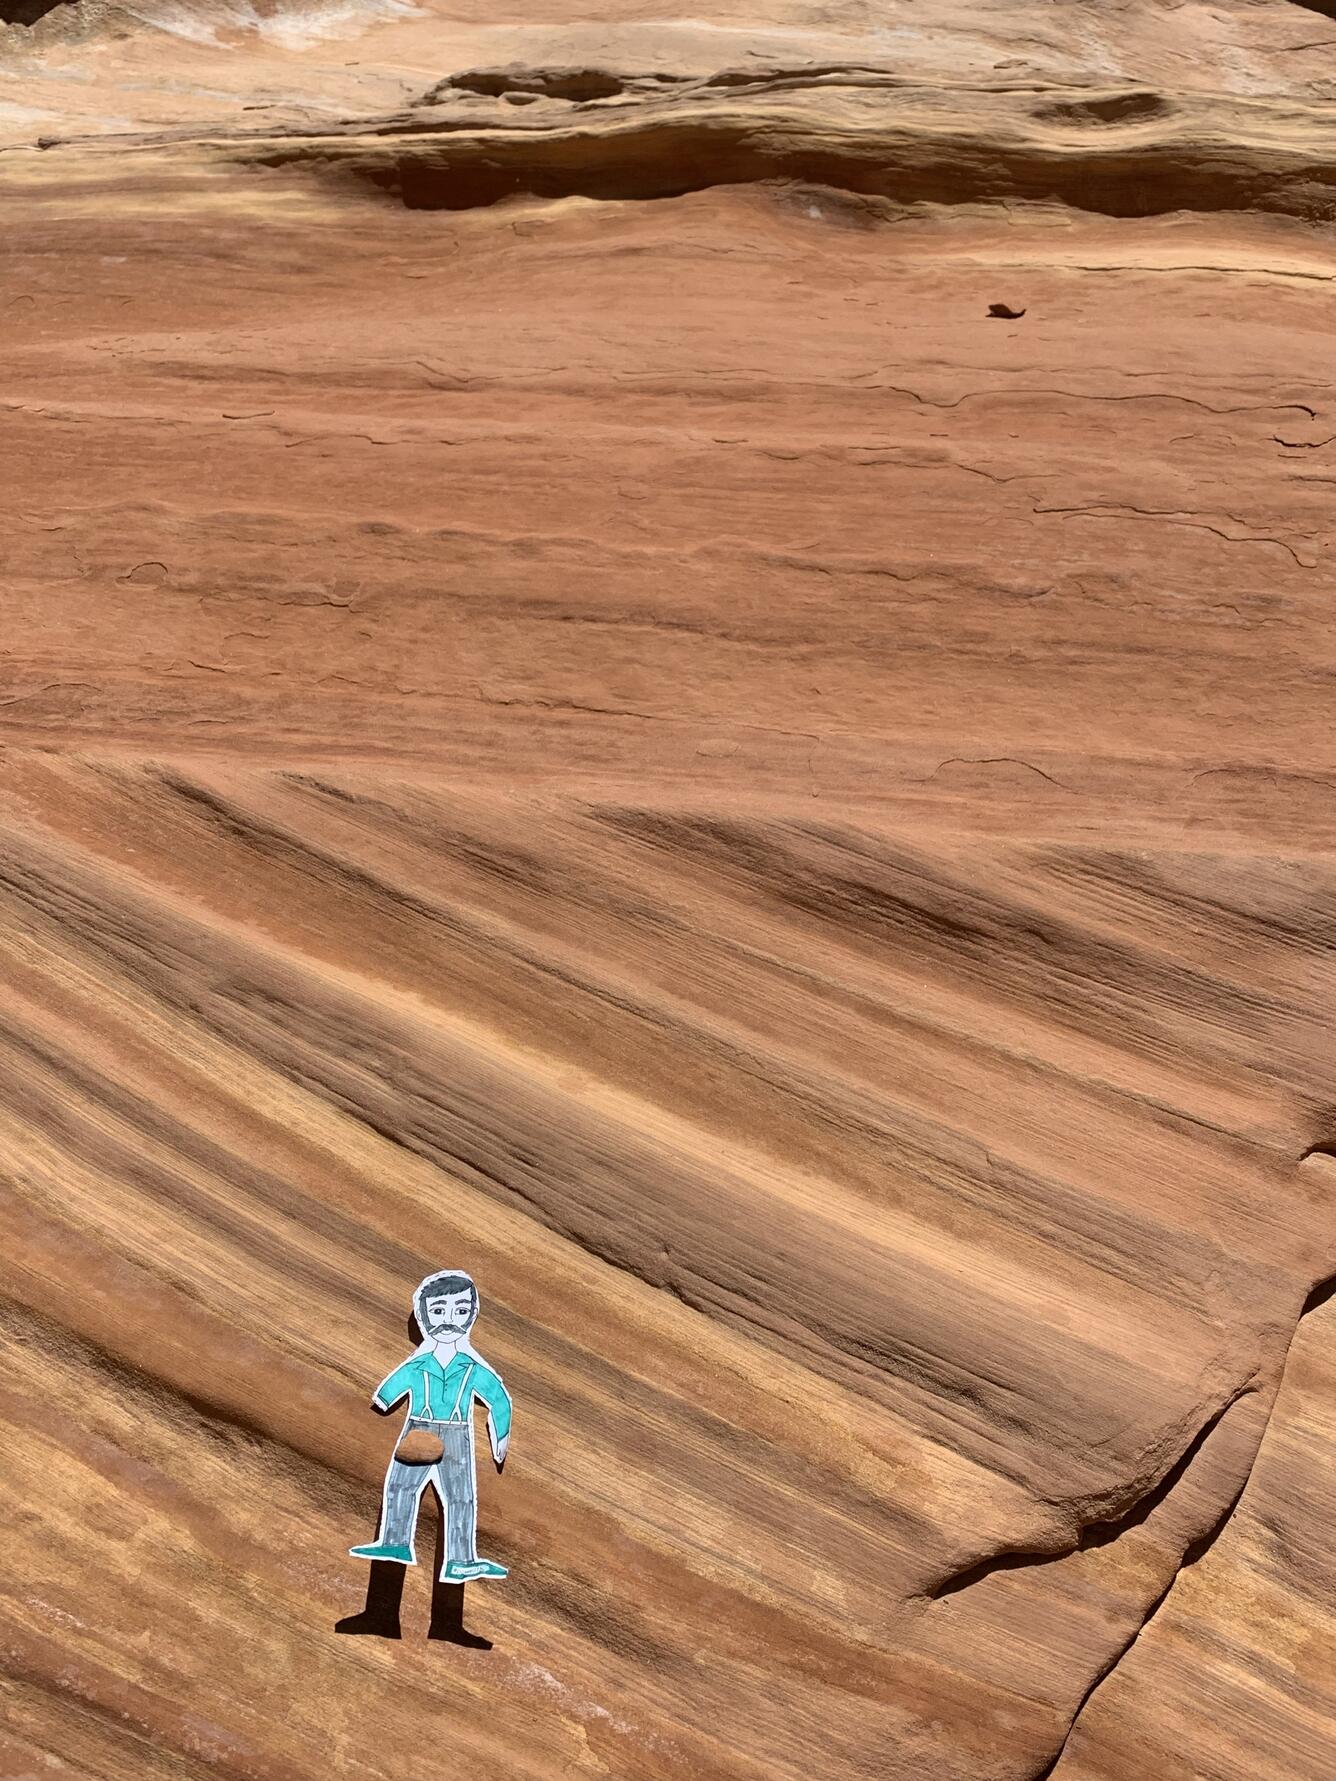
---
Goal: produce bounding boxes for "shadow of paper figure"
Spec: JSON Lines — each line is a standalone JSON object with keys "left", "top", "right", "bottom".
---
{"left": 335, "top": 1560, "right": 405, "bottom": 1638}
{"left": 428, "top": 1505, "right": 492, "bottom": 1649}
{"left": 1, "top": 0, "right": 73, "bottom": 22}
{"left": 335, "top": 1513, "right": 492, "bottom": 1647}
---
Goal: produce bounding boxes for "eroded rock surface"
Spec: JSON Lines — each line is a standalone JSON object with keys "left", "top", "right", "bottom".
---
{"left": 1, "top": 3, "right": 1335, "bottom": 1778}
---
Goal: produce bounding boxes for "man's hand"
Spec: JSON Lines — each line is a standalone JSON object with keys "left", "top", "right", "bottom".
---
{"left": 493, "top": 1433, "right": 509, "bottom": 1473}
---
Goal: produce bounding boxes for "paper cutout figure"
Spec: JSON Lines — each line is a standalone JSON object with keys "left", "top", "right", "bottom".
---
{"left": 350, "top": 1270, "right": 512, "bottom": 1582}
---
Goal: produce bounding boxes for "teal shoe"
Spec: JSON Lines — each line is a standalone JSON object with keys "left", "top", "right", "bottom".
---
{"left": 440, "top": 1558, "right": 508, "bottom": 1582}
{"left": 349, "top": 1542, "right": 414, "bottom": 1564}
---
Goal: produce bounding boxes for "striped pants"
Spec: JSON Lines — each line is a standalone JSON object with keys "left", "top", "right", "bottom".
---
{"left": 377, "top": 1419, "right": 477, "bottom": 1568}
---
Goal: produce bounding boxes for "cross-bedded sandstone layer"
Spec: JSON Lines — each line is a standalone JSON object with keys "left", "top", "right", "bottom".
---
{"left": 2, "top": 3, "right": 1336, "bottom": 1778}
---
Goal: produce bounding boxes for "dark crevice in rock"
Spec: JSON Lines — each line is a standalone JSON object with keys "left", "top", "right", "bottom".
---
{"left": 422, "top": 67, "right": 640, "bottom": 105}
{"left": 928, "top": 1389, "right": 1249, "bottom": 1599}
{"left": 415, "top": 64, "right": 921, "bottom": 109}
{"left": 1287, "top": 0, "right": 1336, "bottom": 19}
{"left": 1027, "top": 1494, "right": 1245, "bottom": 1780}
{"left": 1030, "top": 1263, "right": 1336, "bottom": 1780}
{"left": 241, "top": 99, "right": 1336, "bottom": 223}
{"left": 1033, "top": 91, "right": 1171, "bottom": 127}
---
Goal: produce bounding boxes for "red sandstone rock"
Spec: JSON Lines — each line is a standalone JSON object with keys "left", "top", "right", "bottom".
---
{"left": 1, "top": 3, "right": 1335, "bottom": 1778}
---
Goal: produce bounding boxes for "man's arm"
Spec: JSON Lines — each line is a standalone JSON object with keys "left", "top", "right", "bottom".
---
{"left": 472, "top": 1364, "right": 513, "bottom": 1469}
{"left": 371, "top": 1357, "right": 418, "bottom": 1414}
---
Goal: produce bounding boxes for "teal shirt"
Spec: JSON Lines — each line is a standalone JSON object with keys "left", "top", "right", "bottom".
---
{"left": 373, "top": 1347, "right": 512, "bottom": 1442}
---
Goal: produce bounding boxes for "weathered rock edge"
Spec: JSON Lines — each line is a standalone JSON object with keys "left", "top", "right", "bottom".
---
{"left": 202, "top": 77, "right": 1336, "bottom": 218}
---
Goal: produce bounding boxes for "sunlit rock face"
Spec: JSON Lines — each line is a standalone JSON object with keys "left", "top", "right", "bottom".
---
{"left": 2, "top": 3, "right": 1335, "bottom": 1778}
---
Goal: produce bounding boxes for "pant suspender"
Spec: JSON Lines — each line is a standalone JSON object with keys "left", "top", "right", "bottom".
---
{"left": 450, "top": 1362, "right": 476, "bottom": 1421}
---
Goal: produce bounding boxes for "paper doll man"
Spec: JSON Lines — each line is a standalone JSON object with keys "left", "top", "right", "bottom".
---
{"left": 350, "top": 1269, "right": 512, "bottom": 1582}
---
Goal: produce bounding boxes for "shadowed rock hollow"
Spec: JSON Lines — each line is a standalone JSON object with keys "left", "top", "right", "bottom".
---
{"left": 2, "top": 2, "right": 1336, "bottom": 1778}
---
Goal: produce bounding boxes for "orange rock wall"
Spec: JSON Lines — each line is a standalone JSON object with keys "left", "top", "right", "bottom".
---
{"left": 2, "top": 4, "right": 1335, "bottom": 1777}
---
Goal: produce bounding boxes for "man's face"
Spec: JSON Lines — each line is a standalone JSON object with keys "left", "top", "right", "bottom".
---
{"left": 424, "top": 1290, "right": 473, "bottom": 1337}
